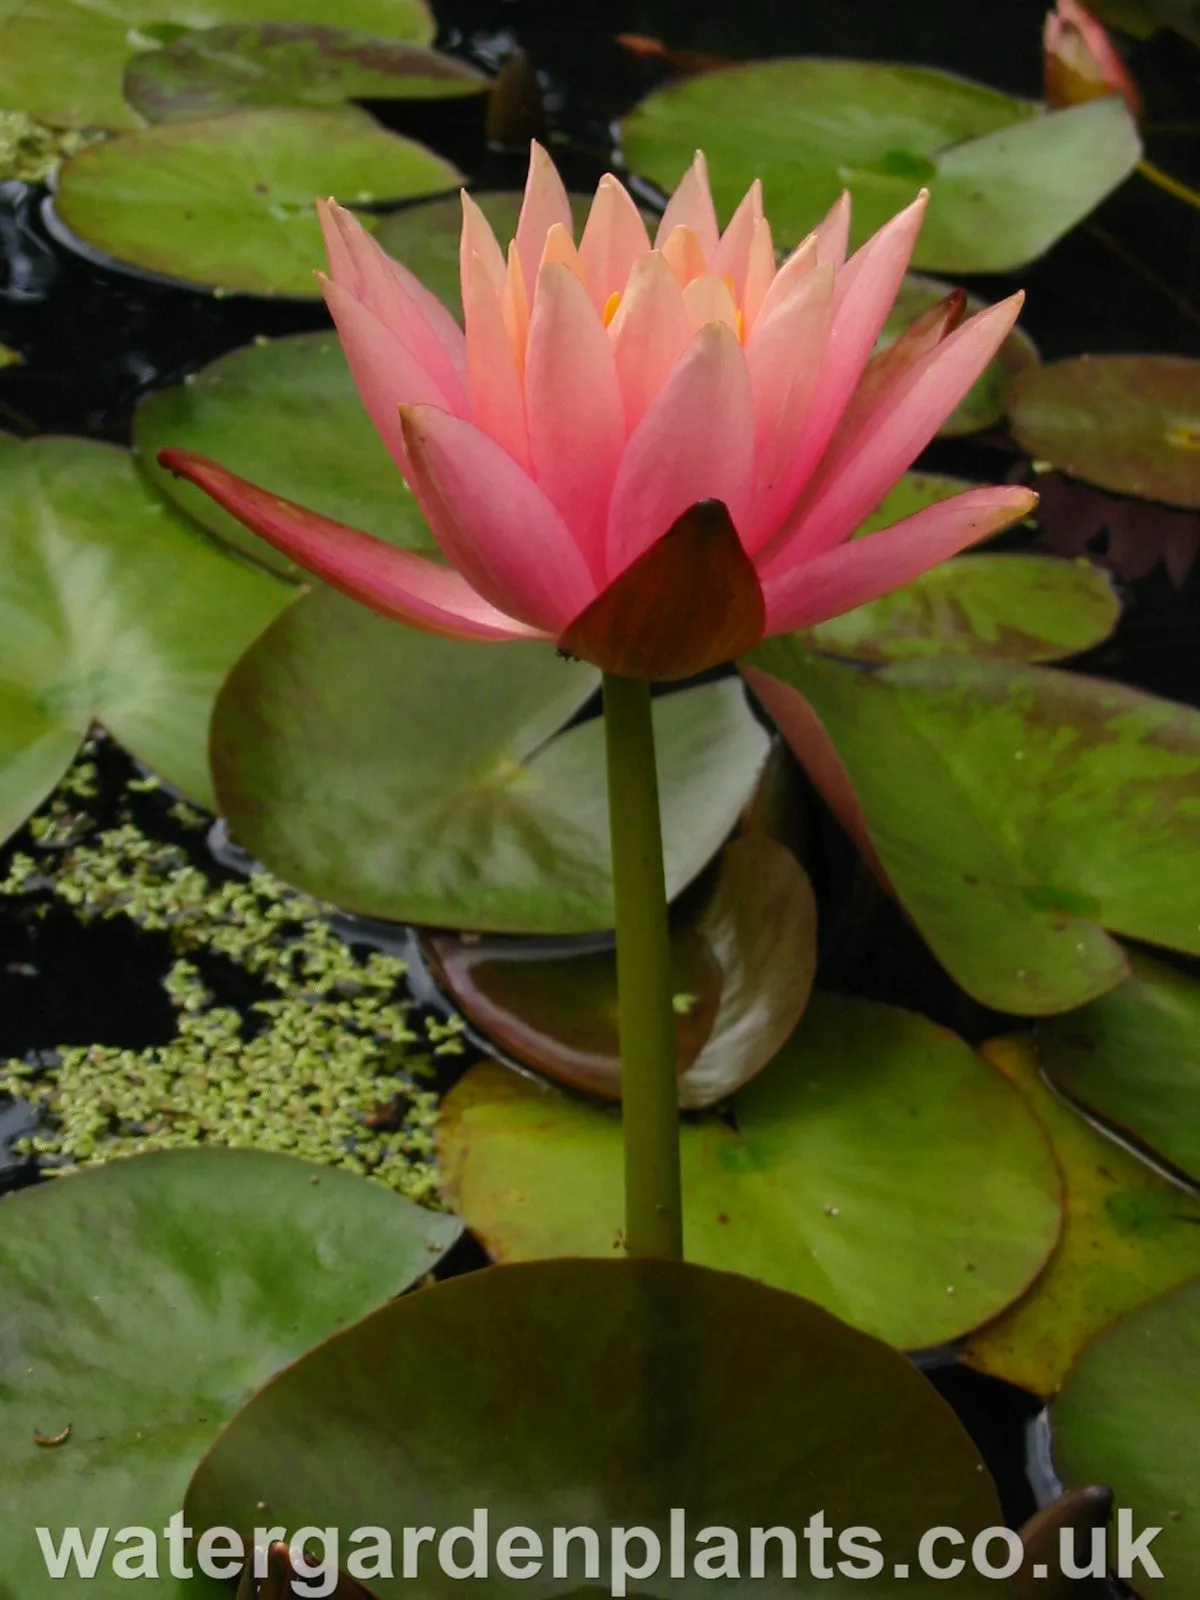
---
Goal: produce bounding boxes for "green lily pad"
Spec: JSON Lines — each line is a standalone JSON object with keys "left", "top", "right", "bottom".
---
{"left": 0, "top": 1148, "right": 460, "bottom": 1600}
{"left": 211, "top": 588, "right": 769, "bottom": 934}
{"left": 1038, "top": 951, "right": 1200, "bottom": 1182}
{"left": 1009, "top": 355, "right": 1200, "bottom": 511}
{"left": 747, "top": 644, "right": 1200, "bottom": 1013}
{"left": 880, "top": 274, "right": 1041, "bottom": 436}
{"left": 134, "top": 331, "right": 437, "bottom": 576}
{"left": 1014, "top": 1488, "right": 1115, "bottom": 1600}
{"left": 187, "top": 1257, "right": 1010, "bottom": 1600}
{"left": 425, "top": 836, "right": 817, "bottom": 1107}
{"left": 963, "top": 1035, "right": 1200, "bottom": 1397}
{"left": 806, "top": 554, "right": 1120, "bottom": 663}
{"left": 124, "top": 23, "right": 487, "bottom": 124}
{"left": 0, "top": 0, "right": 434, "bottom": 130}
{"left": 0, "top": 433, "right": 290, "bottom": 830}
{"left": 621, "top": 60, "right": 1140, "bottom": 271}
{"left": 1053, "top": 1278, "right": 1200, "bottom": 1599}
{"left": 54, "top": 106, "right": 461, "bottom": 298}
{"left": 439, "top": 993, "right": 1062, "bottom": 1349}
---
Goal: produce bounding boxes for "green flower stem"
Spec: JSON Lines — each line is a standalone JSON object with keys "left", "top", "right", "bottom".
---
{"left": 602, "top": 671, "right": 684, "bottom": 1260}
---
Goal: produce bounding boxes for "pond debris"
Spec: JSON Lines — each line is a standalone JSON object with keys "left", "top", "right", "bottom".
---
{"left": 0, "top": 756, "right": 465, "bottom": 1203}
{"left": 0, "top": 110, "right": 96, "bottom": 184}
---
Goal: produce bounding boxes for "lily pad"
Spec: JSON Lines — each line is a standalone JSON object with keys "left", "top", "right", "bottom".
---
{"left": 1038, "top": 951, "right": 1200, "bottom": 1182}
{"left": 54, "top": 106, "right": 462, "bottom": 298}
{"left": 1053, "top": 1279, "right": 1200, "bottom": 1599}
{"left": 186, "top": 1258, "right": 1010, "bottom": 1600}
{"left": 0, "top": 0, "right": 434, "bottom": 130}
{"left": 134, "top": 331, "right": 437, "bottom": 576}
{"left": 1009, "top": 355, "right": 1200, "bottom": 511}
{"left": 425, "top": 836, "right": 817, "bottom": 1107}
{"left": 880, "top": 274, "right": 1040, "bottom": 436}
{"left": 806, "top": 554, "right": 1120, "bottom": 663}
{"left": 621, "top": 60, "right": 1140, "bottom": 271}
{"left": 0, "top": 432, "right": 290, "bottom": 830}
{"left": 211, "top": 588, "right": 769, "bottom": 934}
{"left": 439, "top": 993, "right": 1062, "bottom": 1349}
{"left": 124, "top": 23, "right": 487, "bottom": 124}
{"left": 0, "top": 1148, "right": 460, "bottom": 1600}
{"left": 746, "top": 644, "right": 1200, "bottom": 1013}
{"left": 963, "top": 1035, "right": 1200, "bottom": 1397}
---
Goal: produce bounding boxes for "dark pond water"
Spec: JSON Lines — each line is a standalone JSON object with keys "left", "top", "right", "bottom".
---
{"left": 1, "top": 0, "right": 1197, "bottom": 1575}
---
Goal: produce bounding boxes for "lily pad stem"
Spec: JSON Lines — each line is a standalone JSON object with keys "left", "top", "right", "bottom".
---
{"left": 602, "top": 671, "right": 684, "bottom": 1260}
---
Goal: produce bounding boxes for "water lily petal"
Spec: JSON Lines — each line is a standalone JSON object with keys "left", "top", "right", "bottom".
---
{"left": 660, "top": 223, "right": 709, "bottom": 289}
{"left": 607, "top": 250, "right": 693, "bottom": 435}
{"left": 515, "top": 140, "right": 574, "bottom": 299}
{"left": 753, "top": 234, "right": 817, "bottom": 327}
{"left": 401, "top": 404, "right": 597, "bottom": 632}
{"left": 710, "top": 178, "right": 763, "bottom": 300}
{"left": 464, "top": 260, "right": 532, "bottom": 471}
{"left": 654, "top": 150, "right": 720, "bottom": 256}
{"left": 741, "top": 215, "right": 776, "bottom": 334}
{"left": 762, "top": 486, "right": 1038, "bottom": 632}
{"left": 318, "top": 275, "right": 456, "bottom": 474}
{"left": 459, "top": 190, "right": 507, "bottom": 309}
{"left": 682, "top": 273, "right": 739, "bottom": 334}
{"left": 579, "top": 174, "right": 652, "bottom": 310}
{"left": 606, "top": 320, "right": 754, "bottom": 577}
{"left": 156, "top": 450, "right": 546, "bottom": 641}
{"left": 813, "top": 190, "right": 852, "bottom": 270}
{"left": 525, "top": 262, "right": 625, "bottom": 579}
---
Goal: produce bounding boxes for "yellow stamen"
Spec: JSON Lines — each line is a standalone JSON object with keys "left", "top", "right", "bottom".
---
{"left": 603, "top": 290, "right": 622, "bottom": 327}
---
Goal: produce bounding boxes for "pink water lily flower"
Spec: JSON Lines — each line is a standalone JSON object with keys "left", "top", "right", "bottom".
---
{"left": 161, "top": 144, "right": 1036, "bottom": 680}
{"left": 1044, "top": 0, "right": 1141, "bottom": 117}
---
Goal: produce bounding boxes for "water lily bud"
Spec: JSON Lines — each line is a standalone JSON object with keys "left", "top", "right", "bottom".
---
{"left": 1044, "top": 0, "right": 1141, "bottom": 118}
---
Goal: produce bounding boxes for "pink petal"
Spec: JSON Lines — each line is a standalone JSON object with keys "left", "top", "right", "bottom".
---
{"left": 318, "top": 199, "right": 467, "bottom": 408}
{"left": 605, "top": 321, "right": 755, "bottom": 578}
{"left": 682, "top": 273, "right": 739, "bottom": 334}
{"left": 660, "top": 224, "right": 708, "bottom": 288}
{"left": 539, "top": 221, "right": 587, "bottom": 283}
{"left": 578, "top": 174, "right": 652, "bottom": 310}
{"left": 654, "top": 150, "right": 720, "bottom": 257}
{"left": 400, "top": 404, "right": 597, "bottom": 632}
{"left": 156, "top": 450, "right": 546, "bottom": 642}
{"left": 753, "top": 234, "right": 817, "bottom": 327}
{"left": 515, "top": 140, "right": 574, "bottom": 300}
{"left": 709, "top": 179, "right": 763, "bottom": 300}
{"left": 459, "top": 191, "right": 507, "bottom": 310}
{"left": 503, "top": 240, "right": 530, "bottom": 374}
{"left": 318, "top": 275, "right": 455, "bottom": 474}
{"left": 765, "top": 294, "right": 1025, "bottom": 571}
{"left": 761, "top": 486, "right": 1038, "bottom": 632}
{"left": 607, "top": 250, "right": 693, "bottom": 435}
{"left": 525, "top": 262, "right": 625, "bottom": 580}
{"left": 742, "top": 263, "right": 835, "bottom": 550}
{"left": 813, "top": 190, "right": 851, "bottom": 270}
{"left": 741, "top": 216, "right": 776, "bottom": 334}
{"left": 463, "top": 260, "right": 531, "bottom": 471}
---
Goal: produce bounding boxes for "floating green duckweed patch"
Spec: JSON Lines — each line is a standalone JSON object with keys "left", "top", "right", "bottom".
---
{"left": 0, "top": 761, "right": 462, "bottom": 1201}
{"left": 0, "top": 109, "right": 94, "bottom": 183}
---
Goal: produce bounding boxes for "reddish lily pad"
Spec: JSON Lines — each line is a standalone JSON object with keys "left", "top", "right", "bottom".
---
{"left": 211, "top": 588, "right": 770, "bottom": 934}
{"left": 124, "top": 24, "right": 487, "bottom": 123}
{"left": 134, "top": 331, "right": 437, "bottom": 576}
{"left": 1038, "top": 950, "right": 1200, "bottom": 1182}
{"left": 426, "top": 836, "right": 817, "bottom": 1108}
{"left": 0, "top": 0, "right": 435, "bottom": 130}
{"left": 1009, "top": 355, "right": 1200, "bottom": 510}
{"left": 806, "top": 553, "right": 1119, "bottom": 663}
{"left": 746, "top": 643, "right": 1200, "bottom": 1013}
{"left": 1052, "top": 1279, "right": 1200, "bottom": 1600}
{"left": 186, "top": 1258, "right": 1010, "bottom": 1600}
{"left": 880, "top": 273, "right": 1040, "bottom": 436}
{"left": 439, "top": 993, "right": 1062, "bottom": 1349}
{"left": 963, "top": 1035, "right": 1200, "bottom": 1397}
{"left": 54, "top": 107, "right": 462, "bottom": 298}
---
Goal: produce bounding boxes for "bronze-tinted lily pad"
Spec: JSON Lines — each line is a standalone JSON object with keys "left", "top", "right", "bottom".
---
{"left": 880, "top": 273, "right": 1041, "bottom": 436}
{"left": 963, "top": 1035, "right": 1200, "bottom": 1396}
{"left": 54, "top": 106, "right": 462, "bottom": 298}
{"left": 1009, "top": 355, "right": 1200, "bottom": 510}
{"left": 124, "top": 23, "right": 488, "bottom": 124}
{"left": 746, "top": 643, "right": 1200, "bottom": 1014}
{"left": 186, "top": 1257, "right": 1011, "bottom": 1600}
{"left": 426, "top": 836, "right": 816, "bottom": 1107}
{"left": 1038, "top": 950, "right": 1200, "bottom": 1182}
{"left": 439, "top": 993, "right": 1062, "bottom": 1349}
{"left": 1052, "top": 1279, "right": 1200, "bottom": 1600}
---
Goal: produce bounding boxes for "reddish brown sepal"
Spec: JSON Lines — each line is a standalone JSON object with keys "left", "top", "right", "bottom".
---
{"left": 558, "top": 499, "right": 765, "bottom": 681}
